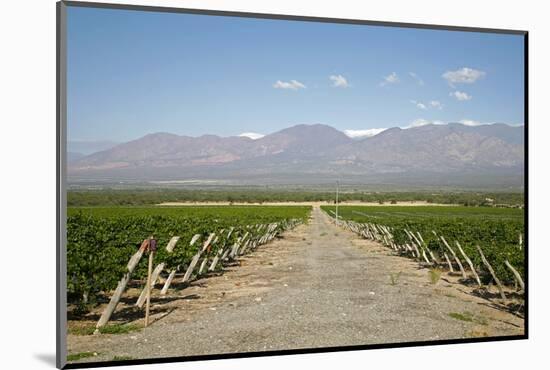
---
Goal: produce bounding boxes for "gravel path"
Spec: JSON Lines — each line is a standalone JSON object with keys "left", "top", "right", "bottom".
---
{"left": 68, "top": 206, "right": 524, "bottom": 363}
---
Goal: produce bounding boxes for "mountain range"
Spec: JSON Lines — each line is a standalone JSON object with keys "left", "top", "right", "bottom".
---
{"left": 68, "top": 123, "right": 524, "bottom": 188}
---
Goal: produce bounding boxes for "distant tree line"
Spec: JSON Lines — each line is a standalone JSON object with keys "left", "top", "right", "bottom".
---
{"left": 67, "top": 189, "right": 524, "bottom": 207}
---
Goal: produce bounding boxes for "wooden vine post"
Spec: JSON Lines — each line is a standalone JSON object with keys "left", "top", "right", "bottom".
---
{"left": 160, "top": 234, "right": 200, "bottom": 295}
{"left": 440, "top": 236, "right": 467, "bottom": 279}
{"left": 136, "top": 236, "right": 179, "bottom": 307}
{"left": 455, "top": 241, "right": 482, "bottom": 287}
{"left": 95, "top": 238, "right": 150, "bottom": 333}
{"left": 144, "top": 237, "right": 157, "bottom": 327}
{"left": 416, "top": 232, "right": 437, "bottom": 264}
{"left": 336, "top": 215, "right": 520, "bottom": 304}
{"left": 443, "top": 252, "right": 454, "bottom": 272}
{"left": 407, "top": 230, "right": 431, "bottom": 265}
{"left": 504, "top": 260, "right": 525, "bottom": 291}
{"left": 182, "top": 233, "right": 215, "bottom": 283}
{"left": 475, "top": 245, "right": 506, "bottom": 300}
{"left": 91, "top": 219, "right": 302, "bottom": 333}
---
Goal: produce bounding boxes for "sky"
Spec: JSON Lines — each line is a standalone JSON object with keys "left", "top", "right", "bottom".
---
{"left": 67, "top": 6, "right": 525, "bottom": 142}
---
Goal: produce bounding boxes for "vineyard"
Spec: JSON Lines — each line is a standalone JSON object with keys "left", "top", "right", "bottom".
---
{"left": 322, "top": 205, "right": 525, "bottom": 297}
{"left": 67, "top": 206, "right": 310, "bottom": 318}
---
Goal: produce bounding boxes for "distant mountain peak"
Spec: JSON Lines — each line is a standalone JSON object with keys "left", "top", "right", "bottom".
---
{"left": 276, "top": 123, "right": 346, "bottom": 134}
{"left": 142, "top": 132, "right": 180, "bottom": 139}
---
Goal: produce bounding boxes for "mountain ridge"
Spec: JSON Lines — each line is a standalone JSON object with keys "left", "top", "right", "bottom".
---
{"left": 68, "top": 123, "right": 524, "bottom": 186}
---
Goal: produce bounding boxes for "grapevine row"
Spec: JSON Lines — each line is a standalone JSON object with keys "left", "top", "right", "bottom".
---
{"left": 94, "top": 217, "right": 304, "bottom": 330}
{"left": 67, "top": 206, "right": 310, "bottom": 308}
{"left": 324, "top": 208, "right": 524, "bottom": 299}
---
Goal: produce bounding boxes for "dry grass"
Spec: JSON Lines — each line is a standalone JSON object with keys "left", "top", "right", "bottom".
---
{"left": 449, "top": 311, "right": 488, "bottom": 326}
{"left": 67, "top": 352, "right": 98, "bottom": 361}
{"left": 69, "top": 323, "right": 141, "bottom": 336}
{"left": 428, "top": 268, "right": 442, "bottom": 284}
{"left": 389, "top": 272, "right": 402, "bottom": 286}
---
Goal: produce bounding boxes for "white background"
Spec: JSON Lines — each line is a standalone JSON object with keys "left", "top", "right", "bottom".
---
{"left": 1, "top": 0, "right": 547, "bottom": 368}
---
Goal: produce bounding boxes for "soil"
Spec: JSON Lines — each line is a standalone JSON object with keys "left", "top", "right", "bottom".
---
{"left": 67, "top": 206, "right": 524, "bottom": 364}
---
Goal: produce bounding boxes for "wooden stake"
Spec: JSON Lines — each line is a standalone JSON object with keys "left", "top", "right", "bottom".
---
{"left": 136, "top": 262, "right": 164, "bottom": 307}
{"left": 200, "top": 233, "right": 216, "bottom": 253}
{"left": 165, "top": 236, "right": 180, "bottom": 253}
{"left": 197, "top": 256, "right": 209, "bottom": 275}
{"left": 443, "top": 252, "right": 454, "bottom": 272}
{"left": 209, "top": 248, "right": 224, "bottom": 272}
{"left": 229, "top": 238, "right": 241, "bottom": 259}
{"left": 455, "top": 241, "right": 482, "bottom": 287}
{"left": 416, "top": 231, "right": 425, "bottom": 244}
{"left": 416, "top": 231, "right": 438, "bottom": 264}
{"left": 475, "top": 245, "right": 506, "bottom": 300}
{"left": 160, "top": 270, "right": 177, "bottom": 295}
{"left": 161, "top": 234, "right": 200, "bottom": 294}
{"left": 427, "top": 248, "right": 438, "bottom": 264}
{"left": 504, "top": 260, "right": 525, "bottom": 291}
{"left": 221, "top": 247, "right": 231, "bottom": 261}
{"left": 238, "top": 239, "right": 250, "bottom": 256}
{"left": 408, "top": 232, "right": 430, "bottom": 264}
{"left": 144, "top": 247, "right": 155, "bottom": 327}
{"left": 189, "top": 234, "right": 205, "bottom": 247}
{"left": 226, "top": 227, "right": 235, "bottom": 239}
{"left": 181, "top": 233, "right": 215, "bottom": 283}
{"left": 440, "top": 236, "right": 467, "bottom": 279}
{"left": 421, "top": 249, "right": 431, "bottom": 265}
{"left": 137, "top": 238, "right": 178, "bottom": 301}
{"left": 410, "top": 242, "right": 420, "bottom": 259}
{"left": 182, "top": 253, "right": 201, "bottom": 283}
{"left": 95, "top": 239, "right": 149, "bottom": 331}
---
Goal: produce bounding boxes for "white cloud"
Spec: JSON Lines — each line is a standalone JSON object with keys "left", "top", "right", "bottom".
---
{"left": 459, "top": 119, "right": 483, "bottom": 126}
{"left": 430, "top": 100, "right": 443, "bottom": 109}
{"left": 442, "top": 67, "right": 486, "bottom": 87}
{"left": 450, "top": 90, "right": 472, "bottom": 101}
{"left": 410, "top": 100, "right": 443, "bottom": 110}
{"left": 239, "top": 132, "right": 265, "bottom": 140}
{"left": 273, "top": 80, "right": 306, "bottom": 90}
{"left": 398, "top": 119, "right": 521, "bottom": 130}
{"left": 344, "top": 128, "right": 387, "bottom": 138}
{"left": 408, "top": 118, "right": 431, "bottom": 128}
{"left": 410, "top": 100, "right": 427, "bottom": 110}
{"left": 380, "top": 72, "right": 399, "bottom": 86}
{"left": 460, "top": 120, "right": 525, "bottom": 127}
{"left": 409, "top": 72, "right": 424, "bottom": 86}
{"left": 346, "top": 120, "right": 520, "bottom": 134}
{"left": 402, "top": 119, "right": 446, "bottom": 129}
{"left": 329, "top": 75, "right": 349, "bottom": 88}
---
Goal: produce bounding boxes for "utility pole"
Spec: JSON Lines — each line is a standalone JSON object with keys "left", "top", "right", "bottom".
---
{"left": 335, "top": 180, "right": 339, "bottom": 225}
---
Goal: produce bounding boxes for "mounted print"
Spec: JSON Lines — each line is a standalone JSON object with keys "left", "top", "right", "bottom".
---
{"left": 57, "top": 1, "right": 527, "bottom": 368}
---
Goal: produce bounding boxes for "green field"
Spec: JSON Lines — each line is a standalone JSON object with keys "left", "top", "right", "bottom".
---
{"left": 68, "top": 205, "right": 310, "bottom": 220}
{"left": 325, "top": 205, "right": 524, "bottom": 220}
{"left": 67, "top": 206, "right": 310, "bottom": 308}
{"left": 322, "top": 205, "right": 525, "bottom": 284}
{"left": 67, "top": 189, "right": 524, "bottom": 207}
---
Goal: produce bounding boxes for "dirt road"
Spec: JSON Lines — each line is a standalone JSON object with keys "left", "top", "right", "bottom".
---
{"left": 68, "top": 206, "right": 523, "bottom": 363}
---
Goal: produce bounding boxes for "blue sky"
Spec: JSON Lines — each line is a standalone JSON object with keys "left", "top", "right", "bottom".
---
{"left": 67, "top": 6, "right": 525, "bottom": 142}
